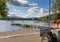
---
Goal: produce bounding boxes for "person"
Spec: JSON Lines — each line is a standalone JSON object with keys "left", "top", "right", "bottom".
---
{"left": 47, "top": 32, "right": 58, "bottom": 42}
{"left": 55, "top": 20, "right": 60, "bottom": 28}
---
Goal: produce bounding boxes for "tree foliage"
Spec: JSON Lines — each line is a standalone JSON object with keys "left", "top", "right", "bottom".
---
{"left": 52, "top": 0, "right": 60, "bottom": 13}
{"left": 0, "top": 0, "right": 8, "bottom": 18}
{"left": 52, "top": 0, "right": 60, "bottom": 21}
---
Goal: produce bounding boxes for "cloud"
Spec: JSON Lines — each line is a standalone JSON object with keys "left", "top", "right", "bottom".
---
{"left": 29, "top": 3, "right": 37, "bottom": 7}
{"left": 26, "top": 8, "right": 49, "bottom": 18}
{"left": 8, "top": 0, "right": 37, "bottom": 7}
{"left": 28, "top": 6, "right": 39, "bottom": 14}
{"left": 38, "top": 8, "right": 49, "bottom": 17}
{"left": 8, "top": 8, "right": 49, "bottom": 18}
{"left": 21, "top": 6, "right": 39, "bottom": 18}
{"left": 7, "top": 0, "right": 49, "bottom": 18}
{"left": 39, "top": 8, "right": 48, "bottom": 14}
{"left": 17, "top": 0, "right": 28, "bottom": 4}
{"left": 8, "top": 8, "right": 27, "bottom": 18}
{"left": 8, "top": 6, "right": 49, "bottom": 18}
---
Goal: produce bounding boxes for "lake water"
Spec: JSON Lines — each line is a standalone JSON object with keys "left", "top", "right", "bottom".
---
{"left": 0, "top": 20, "right": 49, "bottom": 32}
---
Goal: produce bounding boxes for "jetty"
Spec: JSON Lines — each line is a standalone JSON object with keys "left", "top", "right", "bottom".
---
{"left": 11, "top": 21, "right": 58, "bottom": 29}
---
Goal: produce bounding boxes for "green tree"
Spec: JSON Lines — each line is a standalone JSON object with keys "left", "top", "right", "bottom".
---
{"left": 52, "top": 0, "right": 60, "bottom": 22}
{"left": 50, "top": 14, "right": 57, "bottom": 23}
{"left": 39, "top": 16, "right": 48, "bottom": 22}
{"left": 0, "top": 0, "right": 8, "bottom": 18}
{"left": 52, "top": 0, "right": 60, "bottom": 13}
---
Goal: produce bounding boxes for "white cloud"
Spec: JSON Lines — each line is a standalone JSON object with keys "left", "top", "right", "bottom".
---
{"left": 38, "top": 8, "right": 49, "bottom": 17}
{"left": 39, "top": 8, "right": 48, "bottom": 14}
{"left": 8, "top": 9, "right": 49, "bottom": 18}
{"left": 8, "top": 7, "right": 49, "bottom": 18}
{"left": 13, "top": 9, "right": 17, "bottom": 12}
{"left": 29, "top": 3, "right": 37, "bottom": 7}
{"left": 8, "top": 0, "right": 37, "bottom": 7}
{"left": 8, "top": 9, "right": 27, "bottom": 18}
{"left": 17, "top": 0, "right": 29, "bottom": 4}
{"left": 26, "top": 8, "right": 49, "bottom": 18}
{"left": 23, "top": 6, "right": 39, "bottom": 18}
{"left": 28, "top": 6, "right": 39, "bottom": 14}
{"left": 8, "top": 0, "right": 28, "bottom": 7}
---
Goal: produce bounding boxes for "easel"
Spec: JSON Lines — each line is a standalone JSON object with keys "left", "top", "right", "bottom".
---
{"left": 40, "top": 27, "right": 51, "bottom": 42}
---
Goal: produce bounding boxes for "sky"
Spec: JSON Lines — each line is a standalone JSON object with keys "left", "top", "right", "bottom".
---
{"left": 7, "top": 0, "right": 51, "bottom": 18}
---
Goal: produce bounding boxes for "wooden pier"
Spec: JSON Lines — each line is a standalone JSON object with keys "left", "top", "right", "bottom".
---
{"left": 11, "top": 23, "right": 58, "bottom": 29}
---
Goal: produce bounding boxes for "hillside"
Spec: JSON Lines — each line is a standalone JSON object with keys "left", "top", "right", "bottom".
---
{"left": 0, "top": 17, "right": 39, "bottom": 21}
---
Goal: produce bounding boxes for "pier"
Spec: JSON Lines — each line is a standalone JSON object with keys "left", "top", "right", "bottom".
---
{"left": 11, "top": 21, "right": 58, "bottom": 29}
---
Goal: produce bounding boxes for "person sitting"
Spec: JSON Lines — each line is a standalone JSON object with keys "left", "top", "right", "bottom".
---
{"left": 47, "top": 32, "right": 58, "bottom": 42}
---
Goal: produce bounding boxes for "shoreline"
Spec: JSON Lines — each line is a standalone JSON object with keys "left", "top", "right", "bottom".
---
{"left": 0, "top": 28, "right": 40, "bottom": 36}
{"left": 0, "top": 28, "right": 48, "bottom": 42}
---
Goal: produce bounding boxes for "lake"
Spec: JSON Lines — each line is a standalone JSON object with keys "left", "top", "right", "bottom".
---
{"left": 0, "top": 20, "right": 49, "bottom": 32}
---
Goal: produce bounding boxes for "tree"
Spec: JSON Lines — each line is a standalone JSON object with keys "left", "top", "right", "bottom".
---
{"left": 0, "top": 0, "right": 8, "bottom": 18}
{"left": 52, "top": 0, "right": 60, "bottom": 13}
{"left": 52, "top": 0, "right": 60, "bottom": 22}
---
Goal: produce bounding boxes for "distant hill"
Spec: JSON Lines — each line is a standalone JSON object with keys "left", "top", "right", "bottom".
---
{"left": 0, "top": 13, "right": 60, "bottom": 22}
{"left": 0, "top": 16, "right": 39, "bottom": 21}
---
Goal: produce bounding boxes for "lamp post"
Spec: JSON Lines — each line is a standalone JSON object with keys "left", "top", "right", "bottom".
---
{"left": 48, "top": 0, "right": 51, "bottom": 29}
{"left": 40, "top": 0, "right": 52, "bottom": 42}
